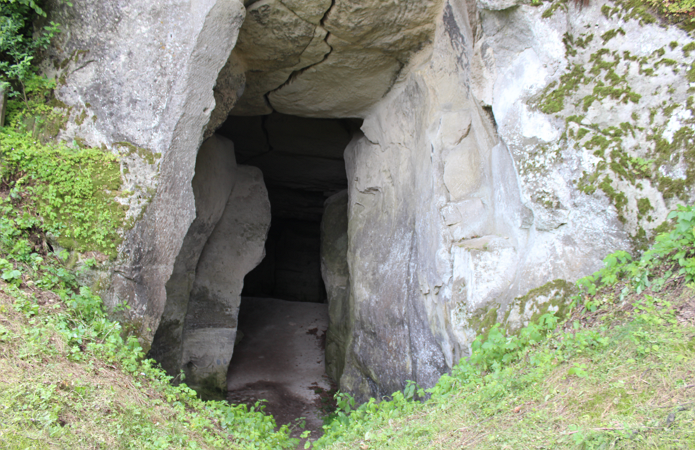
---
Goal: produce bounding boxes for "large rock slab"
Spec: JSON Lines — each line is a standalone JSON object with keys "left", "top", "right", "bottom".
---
{"left": 148, "top": 135, "right": 237, "bottom": 377}
{"left": 229, "top": 0, "right": 442, "bottom": 117}
{"left": 268, "top": 0, "right": 441, "bottom": 117}
{"left": 268, "top": 39, "right": 402, "bottom": 118}
{"left": 181, "top": 166, "right": 271, "bottom": 398}
{"left": 320, "top": 190, "right": 350, "bottom": 382}
{"left": 43, "top": 0, "right": 246, "bottom": 346}
{"left": 229, "top": 0, "right": 332, "bottom": 115}
{"left": 335, "top": 0, "right": 695, "bottom": 400}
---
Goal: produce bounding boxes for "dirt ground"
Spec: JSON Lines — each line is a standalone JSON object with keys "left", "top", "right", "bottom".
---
{"left": 227, "top": 297, "right": 333, "bottom": 442}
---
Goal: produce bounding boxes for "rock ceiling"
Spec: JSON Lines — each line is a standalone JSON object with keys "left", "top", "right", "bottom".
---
{"left": 227, "top": 0, "right": 441, "bottom": 118}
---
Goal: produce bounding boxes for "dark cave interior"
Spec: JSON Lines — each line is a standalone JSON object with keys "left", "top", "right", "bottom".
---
{"left": 215, "top": 112, "right": 360, "bottom": 303}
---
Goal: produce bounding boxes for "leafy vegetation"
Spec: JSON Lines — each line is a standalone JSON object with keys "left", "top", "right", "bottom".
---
{"left": 1, "top": 127, "right": 126, "bottom": 257}
{"left": 0, "top": 0, "right": 68, "bottom": 102}
{"left": 0, "top": 278, "right": 297, "bottom": 449}
{"left": 644, "top": 0, "right": 695, "bottom": 26}
{"left": 538, "top": 0, "right": 695, "bottom": 28}
{"left": 314, "top": 204, "right": 695, "bottom": 449}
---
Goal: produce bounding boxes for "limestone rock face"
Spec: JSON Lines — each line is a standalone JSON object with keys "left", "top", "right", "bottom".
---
{"left": 229, "top": 0, "right": 442, "bottom": 117}
{"left": 181, "top": 166, "right": 271, "bottom": 398}
{"left": 334, "top": 0, "right": 694, "bottom": 400}
{"left": 206, "top": 54, "right": 246, "bottom": 139}
{"left": 479, "top": 3, "right": 694, "bottom": 238}
{"left": 229, "top": 0, "right": 332, "bottom": 115}
{"left": 50, "top": 0, "right": 695, "bottom": 404}
{"left": 44, "top": 0, "right": 247, "bottom": 345}
{"left": 320, "top": 190, "right": 350, "bottom": 382}
{"left": 148, "top": 135, "right": 237, "bottom": 377}
{"left": 476, "top": 0, "right": 521, "bottom": 11}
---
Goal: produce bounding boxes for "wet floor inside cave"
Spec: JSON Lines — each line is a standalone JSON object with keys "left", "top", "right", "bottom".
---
{"left": 226, "top": 297, "right": 334, "bottom": 440}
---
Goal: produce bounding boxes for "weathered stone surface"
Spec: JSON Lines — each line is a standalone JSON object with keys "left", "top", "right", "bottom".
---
{"left": 235, "top": 0, "right": 317, "bottom": 71}
{"left": 268, "top": 39, "right": 403, "bottom": 118}
{"left": 181, "top": 166, "right": 271, "bottom": 398}
{"left": 476, "top": 0, "right": 522, "bottom": 11}
{"left": 231, "top": 0, "right": 441, "bottom": 117}
{"left": 480, "top": 2, "right": 695, "bottom": 238}
{"left": 442, "top": 136, "right": 482, "bottom": 200}
{"left": 334, "top": 0, "right": 695, "bottom": 400}
{"left": 148, "top": 135, "right": 237, "bottom": 377}
{"left": 44, "top": 0, "right": 246, "bottom": 346}
{"left": 278, "top": 0, "right": 332, "bottom": 24}
{"left": 320, "top": 190, "right": 350, "bottom": 382}
{"left": 229, "top": 0, "right": 331, "bottom": 115}
{"left": 205, "top": 54, "right": 246, "bottom": 139}
{"left": 322, "top": 0, "right": 439, "bottom": 55}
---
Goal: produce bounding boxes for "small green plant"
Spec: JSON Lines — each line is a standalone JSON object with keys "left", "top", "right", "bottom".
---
{"left": 0, "top": 0, "right": 70, "bottom": 103}
{"left": 1, "top": 267, "right": 21, "bottom": 285}
{"left": 575, "top": 204, "right": 695, "bottom": 305}
{"left": 644, "top": 0, "right": 695, "bottom": 26}
{"left": 1, "top": 129, "right": 126, "bottom": 257}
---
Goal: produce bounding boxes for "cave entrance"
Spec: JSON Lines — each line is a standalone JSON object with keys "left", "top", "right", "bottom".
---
{"left": 215, "top": 112, "right": 358, "bottom": 432}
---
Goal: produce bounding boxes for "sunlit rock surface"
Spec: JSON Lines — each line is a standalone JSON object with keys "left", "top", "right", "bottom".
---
{"left": 52, "top": 0, "right": 695, "bottom": 401}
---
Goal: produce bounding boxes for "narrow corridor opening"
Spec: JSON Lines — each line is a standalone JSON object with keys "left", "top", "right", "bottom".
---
{"left": 215, "top": 112, "right": 359, "bottom": 433}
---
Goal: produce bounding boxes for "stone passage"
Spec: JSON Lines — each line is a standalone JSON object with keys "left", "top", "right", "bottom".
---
{"left": 150, "top": 111, "right": 357, "bottom": 402}
{"left": 218, "top": 112, "right": 356, "bottom": 423}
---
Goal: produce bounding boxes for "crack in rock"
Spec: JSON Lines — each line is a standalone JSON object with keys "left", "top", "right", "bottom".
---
{"left": 264, "top": 0, "right": 336, "bottom": 107}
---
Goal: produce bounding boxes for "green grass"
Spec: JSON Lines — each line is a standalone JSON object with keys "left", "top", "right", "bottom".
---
{"left": 644, "top": 0, "right": 695, "bottom": 27}
{"left": 317, "top": 291, "right": 695, "bottom": 449}
{"left": 1, "top": 126, "right": 126, "bottom": 258}
{"left": 0, "top": 281, "right": 298, "bottom": 449}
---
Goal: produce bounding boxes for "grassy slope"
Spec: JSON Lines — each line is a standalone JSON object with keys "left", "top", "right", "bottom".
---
{"left": 0, "top": 284, "right": 218, "bottom": 449}
{"left": 320, "top": 289, "right": 695, "bottom": 449}
{"left": 0, "top": 262, "right": 300, "bottom": 450}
